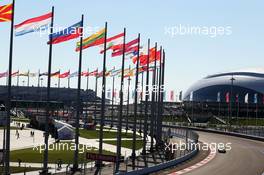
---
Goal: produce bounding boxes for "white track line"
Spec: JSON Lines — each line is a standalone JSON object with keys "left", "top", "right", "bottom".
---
{"left": 169, "top": 147, "right": 217, "bottom": 175}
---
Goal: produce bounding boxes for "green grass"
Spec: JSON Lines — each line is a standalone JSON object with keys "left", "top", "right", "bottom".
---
{"left": 10, "top": 142, "right": 114, "bottom": 164}
{"left": 0, "top": 126, "right": 21, "bottom": 130}
{"left": 12, "top": 117, "right": 30, "bottom": 123}
{"left": 103, "top": 139, "right": 144, "bottom": 150}
{"left": 0, "top": 166, "right": 41, "bottom": 174}
{"left": 79, "top": 129, "right": 141, "bottom": 139}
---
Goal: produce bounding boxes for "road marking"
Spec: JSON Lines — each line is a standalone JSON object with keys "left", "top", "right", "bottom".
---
{"left": 169, "top": 147, "right": 216, "bottom": 175}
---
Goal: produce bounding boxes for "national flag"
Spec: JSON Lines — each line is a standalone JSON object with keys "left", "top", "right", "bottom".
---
{"left": 11, "top": 71, "right": 19, "bottom": 77}
{"left": 244, "top": 93, "right": 249, "bottom": 104}
{"left": 254, "top": 93, "right": 258, "bottom": 104}
{"left": 0, "top": 4, "right": 12, "bottom": 22}
{"left": 97, "top": 70, "right": 110, "bottom": 78}
{"left": 124, "top": 69, "right": 134, "bottom": 78}
{"left": 217, "top": 92, "right": 221, "bottom": 102}
{"left": 132, "top": 47, "right": 161, "bottom": 66}
{"left": 99, "top": 32, "right": 124, "bottom": 53}
{"left": 49, "top": 21, "right": 82, "bottom": 44}
{"left": 51, "top": 71, "right": 60, "bottom": 77}
{"left": 170, "top": 90, "right": 175, "bottom": 101}
{"left": 39, "top": 72, "right": 48, "bottom": 77}
{"left": 118, "top": 68, "right": 131, "bottom": 77}
{"left": 59, "top": 70, "right": 70, "bottom": 78}
{"left": 88, "top": 69, "right": 98, "bottom": 76}
{"left": 112, "top": 38, "right": 139, "bottom": 57}
{"left": 76, "top": 28, "right": 106, "bottom": 51}
{"left": 110, "top": 68, "right": 122, "bottom": 77}
{"left": 69, "top": 71, "right": 78, "bottom": 78}
{"left": 19, "top": 71, "right": 29, "bottom": 77}
{"left": 81, "top": 71, "right": 89, "bottom": 77}
{"left": 225, "top": 92, "right": 230, "bottom": 103}
{"left": 0, "top": 71, "right": 8, "bottom": 78}
{"left": 15, "top": 12, "right": 52, "bottom": 36}
{"left": 29, "top": 73, "right": 37, "bottom": 77}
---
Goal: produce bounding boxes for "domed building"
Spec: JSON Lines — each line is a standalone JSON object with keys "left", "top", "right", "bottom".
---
{"left": 183, "top": 68, "right": 264, "bottom": 103}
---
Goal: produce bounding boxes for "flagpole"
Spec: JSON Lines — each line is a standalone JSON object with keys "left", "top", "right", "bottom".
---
{"left": 86, "top": 68, "right": 89, "bottom": 91}
{"left": 131, "top": 33, "right": 140, "bottom": 169}
{"left": 115, "top": 27, "right": 126, "bottom": 173}
{"left": 139, "top": 71, "right": 144, "bottom": 135}
{"left": 126, "top": 66, "right": 131, "bottom": 133}
{"left": 150, "top": 42, "right": 157, "bottom": 152}
{"left": 37, "top": 69, "right": 40, "bottom": 87}
{"left": 42, "top": 6, "right": 54, "bottom": 174}
{"left": 96, "top": 22, "right": 108, "bottom": 174}
{"left": 17, "top": 70, "right": 20, "bottom": 87}
{"left": 142, "top": 39, "right": 150, "bottom": 156}
{"left": 156, "top": 46, "right": 163, "bottom": 148}
{"left": 111, "top": 72, "right": 115, "bottom": 128}
{"left": 94, "top": 74, "right": 98, "bottom": 121}
{"left": 68, "top": 75, "right": 70, "bottom": 88}
{"left": 27, "top": 70, "right": 30, "bottom": 87}
{"left": 58, "top": 69, "right": 60, "bottom": 88}
{"left": 5, "top": 0, "right": 15, "bottom": 173}
{"left": 72, "top": 14, "right": 84, "bottom": 172}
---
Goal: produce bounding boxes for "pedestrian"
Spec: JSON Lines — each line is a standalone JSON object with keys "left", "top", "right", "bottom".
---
{"left": 17, "top": 132, "right": 20, "bottom": 139}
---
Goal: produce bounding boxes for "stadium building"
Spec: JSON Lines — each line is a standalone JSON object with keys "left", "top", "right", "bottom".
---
{"left": 183, "top": 68, "right": 264, "bottom": 103}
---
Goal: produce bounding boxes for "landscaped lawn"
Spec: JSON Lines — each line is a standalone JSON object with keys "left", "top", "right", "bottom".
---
{"left": 10, "top": 142, "right": 115, "bottom": 164}
{"left": 79, "top": 129, "right": 141, "bottom": 139}
{"left": 103, "top": 139, "right": 144, "bottom": 150}
{"left": 0, "top": 166, "right": 41, "bottom": 174}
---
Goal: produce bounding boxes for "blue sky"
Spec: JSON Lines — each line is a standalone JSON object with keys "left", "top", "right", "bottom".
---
{"left": 0, "top": 0, "right": 264, "bottom": 101}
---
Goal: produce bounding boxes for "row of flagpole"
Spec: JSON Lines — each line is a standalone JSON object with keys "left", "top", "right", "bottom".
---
{"left": 1, "top": 1, "right": 167, "bottom": 174}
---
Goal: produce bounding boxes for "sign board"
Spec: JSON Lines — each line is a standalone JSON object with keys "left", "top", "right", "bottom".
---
{"left": 86, "top": 152, "right": 124, "bottom": 162}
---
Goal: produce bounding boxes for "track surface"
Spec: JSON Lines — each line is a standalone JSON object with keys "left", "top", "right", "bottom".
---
{"left": 184, "top": 131, "right": 264, "bottom": 175}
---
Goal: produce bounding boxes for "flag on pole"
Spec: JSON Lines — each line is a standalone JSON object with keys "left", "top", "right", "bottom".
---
{"left": 0, "top": 4, "right": 13, "bottom": 22}
{"left": 76, "top": 28, "right": 106, "bottom": 51}
{"left": 69, "top": 71, "right": 78, "bottom": 78}
{"left": 88, "top": 69, "right": 98, "bottom": 76}
{"left": 15, "top": 12, "right": 52, "bottom": 36}
{"left": 0, "top": 71, "right": 8, "bottom": 78}
{"left": 225, "top": 92, "right": 230, "bottom": 103}
{"left": 59, "top": 70, "right": 70, "bottom": 78}
{"left": 244, "top": 93, "right": 249, "bottom": 104}
{"left": 254, "top": 93, "right": 258, "bottom": 104}
{"left": 217, "top": 92, "right": 221, "bottom": 102}
{"left": 49, "top": 21, "right": 82, "bottom": 44}
{"left": 39, "top": 72, "right": 48, "bottom": 77}
{"left": 19, "top": 71, "right": 29, "bottom": 77}
{"left": 170, "top": 90, "right": 175, "bottom": 101}
{"left": 11, "top": 71, "right": 19, "bottom": 77}
{"left": 111, "top": 38, "right": 139, "bottom": 57}
{"left": 99, "top": 32, "right": 124, "bottom": 53}
{"left": 51, "top": 71, "right": 60, "bottom": 77}
{"left": 110, "top": 68, "right": 122, "bottom": 77}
